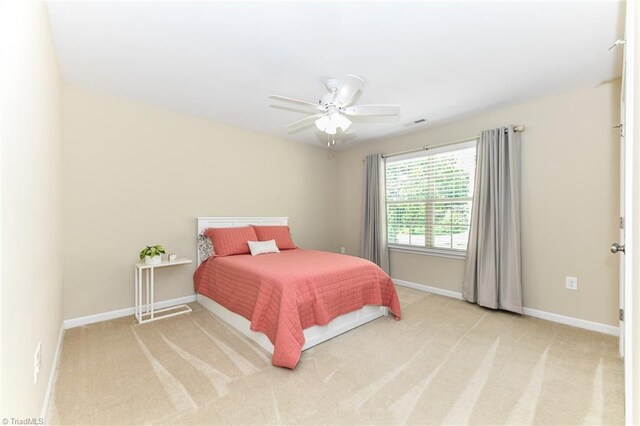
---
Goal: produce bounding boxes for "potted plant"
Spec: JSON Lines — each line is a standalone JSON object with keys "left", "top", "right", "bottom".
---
{"left": 139, "top": 244, "right": 166, "bottom": 265}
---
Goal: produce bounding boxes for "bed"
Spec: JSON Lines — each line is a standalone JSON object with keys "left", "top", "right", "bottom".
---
{"left": 194, "top": 217, "right": 401, "bottom": 369}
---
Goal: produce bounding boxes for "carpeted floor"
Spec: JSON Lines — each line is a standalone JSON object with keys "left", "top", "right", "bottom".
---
{"left": 48, "top": 287, "right": 624, "bottom": 425}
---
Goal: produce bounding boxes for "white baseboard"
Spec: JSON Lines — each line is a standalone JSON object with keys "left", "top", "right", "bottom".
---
{"left": 393, "top": 278, "right": 619, "bottom": 337}
{"left": 63, "top": 294, "right": 197, "bottom": 329}
{"left": 393, "top": 279, "right": 463, "bottom": 300}
{"left": 41, "top": 323, "right": 64, "bottom": 421}
{"left": 521, "top": 307, "right": 619, "bottom": 336}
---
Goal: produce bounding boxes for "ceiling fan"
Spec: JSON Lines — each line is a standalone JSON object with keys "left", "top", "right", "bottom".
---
{"left": 269, "top": 75, "right": 400, "bottom": 146}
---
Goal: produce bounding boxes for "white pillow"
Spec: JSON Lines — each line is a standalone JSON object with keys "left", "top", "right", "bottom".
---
{"left": 248, "top": 239, "right": 280, "bottom": 256}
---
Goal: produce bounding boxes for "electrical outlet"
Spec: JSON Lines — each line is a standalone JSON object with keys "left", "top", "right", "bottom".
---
{"left": 340, "top": 247, "right": 346, "bottom": 254}
{"left": 34, "top": 341, "right": 42, "bottom": 384}
{"left": 566, "top": 276, "right": 578, "bottom": 291}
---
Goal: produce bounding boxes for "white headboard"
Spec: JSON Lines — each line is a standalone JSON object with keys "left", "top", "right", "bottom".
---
{"left": 196, "top": 217, "right": 289, "bottom": 266}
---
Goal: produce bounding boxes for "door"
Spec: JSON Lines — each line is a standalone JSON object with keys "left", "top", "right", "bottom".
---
{"left": 612, "top": 1, "right": 637, "bottom": 422}
{"left": 612, "top": 42, "right": 633, "bottom": 415}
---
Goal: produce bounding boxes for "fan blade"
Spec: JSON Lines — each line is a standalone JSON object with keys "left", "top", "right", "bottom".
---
{"left": 332, "top": 74, "right": 365, "bottom": 107}
{"left": 287, "top": 113, "right": 326, "bottom": 128}
{"left": 344, "top": 104, "right": 401, "bottom": 116}
{"left": 269, "top": 95, "right": 323, "bottom": 110}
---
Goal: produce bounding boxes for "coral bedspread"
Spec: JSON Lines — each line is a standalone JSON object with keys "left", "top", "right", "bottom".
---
{"left": 193, "top": 249, "right": 401, "bottom": 369}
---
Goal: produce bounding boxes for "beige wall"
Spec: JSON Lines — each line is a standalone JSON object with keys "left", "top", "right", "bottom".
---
{"left": 0, "top": 0, "right": 63, "bottom": 418}
{"left": 62, "top": 85, "right": 338, "bottom": 319}
{"left": 337, "top": 81, "right": 621, "bottom": 326}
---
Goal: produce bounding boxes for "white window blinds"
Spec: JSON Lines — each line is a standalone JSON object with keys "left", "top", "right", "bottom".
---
{"left": 385, "top": 141, "right": 477, "bottom": 253}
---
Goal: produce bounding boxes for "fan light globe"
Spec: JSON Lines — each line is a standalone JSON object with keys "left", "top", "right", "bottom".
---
{"left": 325, "top": 124, "right": 337, "bottom": 135}
{"left": 336, "top": 114, "right": 352, "bottom": 131}
{"left": 315, "top": 116, "right": 330, "bottom": 132}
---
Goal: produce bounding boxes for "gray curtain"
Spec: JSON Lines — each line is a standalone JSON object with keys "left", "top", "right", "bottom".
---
{"left": 361, "top": 154, "right": 390, "bottom": 273}
{"left": 462, "top": 126, "right": 523, "bottom": 314}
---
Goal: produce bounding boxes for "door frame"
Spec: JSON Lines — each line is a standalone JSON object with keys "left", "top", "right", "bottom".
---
{"left": 623, "top": 0, "right": 636, "bottom": 423}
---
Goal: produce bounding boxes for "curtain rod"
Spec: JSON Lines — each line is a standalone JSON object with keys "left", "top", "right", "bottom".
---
{"left": 362, "top": 125, "right": 525, "bottom": 162}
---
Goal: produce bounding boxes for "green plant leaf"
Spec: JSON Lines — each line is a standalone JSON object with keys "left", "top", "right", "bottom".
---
{"left": 139, "top": 244, "right": 166, "bottom": 260}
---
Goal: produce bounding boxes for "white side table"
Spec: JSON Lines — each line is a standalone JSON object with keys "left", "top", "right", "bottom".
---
{"left": 134, "top": 258, "right": 193, "bottom": 324}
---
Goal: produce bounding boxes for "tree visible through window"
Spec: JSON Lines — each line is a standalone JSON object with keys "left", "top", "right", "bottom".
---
{"left": 385, "top": 141, "right": 476, "bottom": 253}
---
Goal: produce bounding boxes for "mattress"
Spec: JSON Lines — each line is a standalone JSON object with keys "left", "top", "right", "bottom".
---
{"left": 193, "top": 249, "right": 401, "bottom": 368}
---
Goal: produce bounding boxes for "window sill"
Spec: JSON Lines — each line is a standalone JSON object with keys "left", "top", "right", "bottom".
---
{"left": 389, "top": 245, "right": 467, "bottom": 260}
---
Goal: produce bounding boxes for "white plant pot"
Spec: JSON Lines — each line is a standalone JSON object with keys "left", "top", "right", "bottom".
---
{"left": 144, "top": 255, "right": 162, "bottom": 265}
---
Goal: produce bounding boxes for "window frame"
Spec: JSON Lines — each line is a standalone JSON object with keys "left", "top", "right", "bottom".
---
{"left": 385, "top": 139, "right": 477, "bottom": 259}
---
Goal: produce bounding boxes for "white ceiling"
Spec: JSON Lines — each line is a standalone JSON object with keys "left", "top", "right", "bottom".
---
{"left": 47, "top": 1, "right": 624, "bottom": 149}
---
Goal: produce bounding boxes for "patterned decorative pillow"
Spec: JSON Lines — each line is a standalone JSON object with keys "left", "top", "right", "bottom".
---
{"left": 250, "top": 225, "right": 297, "bottom": 250}
{"left": 204, "top": 226, "right": 258, "bottom": 257}
{"left": 198, "top": 232, "right": 214, "bottom": 262}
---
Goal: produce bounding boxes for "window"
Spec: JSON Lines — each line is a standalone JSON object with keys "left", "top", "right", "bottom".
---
{"left": 385, "top": 141, "right": 477, "bottom": 256}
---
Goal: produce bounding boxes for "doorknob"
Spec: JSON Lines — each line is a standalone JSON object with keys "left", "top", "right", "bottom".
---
{"left": 611, "top": 243, "right": 625, "bottom": 254}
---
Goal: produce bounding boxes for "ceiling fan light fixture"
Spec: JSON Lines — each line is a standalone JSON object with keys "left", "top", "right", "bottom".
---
{"left": 315, "top": 114, "right": 342, "bottom": 135}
